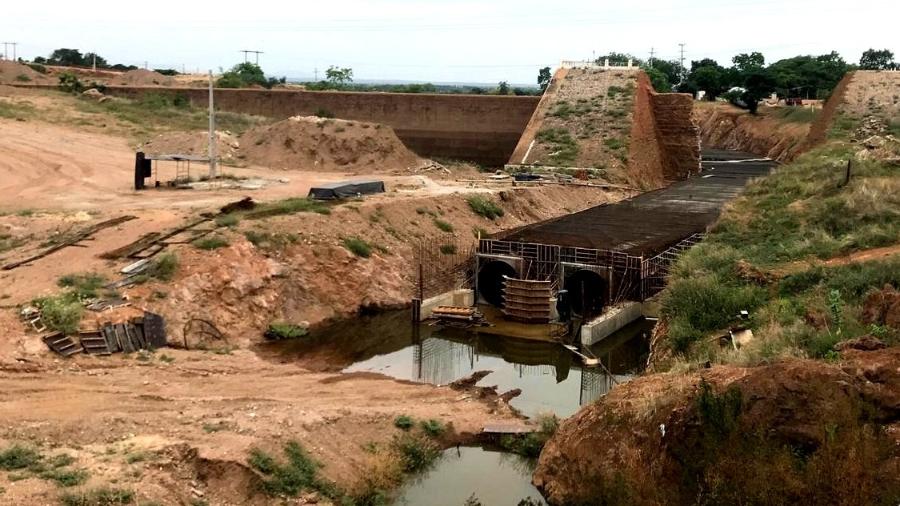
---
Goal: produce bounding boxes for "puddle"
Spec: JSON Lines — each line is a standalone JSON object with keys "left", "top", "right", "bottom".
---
{"left": 270, "top": 309, "right": 651, "bottom": 418}
{"left": 393, "top": 446, "right": 546, "bottom": 506}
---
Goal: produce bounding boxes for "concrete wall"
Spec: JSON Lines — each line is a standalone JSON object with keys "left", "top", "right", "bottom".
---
{"left": 580, "top": 302, "right": 643, "bottom": 346}
{"left": 103, "top": 86, "right": 539, "bottom": 166}
{"left": 651, "top": 93, "right": 701, "bottom": 180}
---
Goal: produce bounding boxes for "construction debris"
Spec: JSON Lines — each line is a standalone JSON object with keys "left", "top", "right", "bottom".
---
{"left": 40, "top": 311, "right": 168, "bottom": 357}
{"left": 100, "top": 217, "right": 211, "bottom": 260}
{"left": 431, "top": 306, "right": 488, "bottom": 327}
{"left": 3, "top": 215, "right": 137, "bottom": 270}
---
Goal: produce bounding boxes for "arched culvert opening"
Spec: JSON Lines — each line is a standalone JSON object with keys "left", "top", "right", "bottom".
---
{"left": 565, "top": 270, "right": 608, "bottom": 318}
{"left": 478, "top": 260, "right": 518, "bottom": 307}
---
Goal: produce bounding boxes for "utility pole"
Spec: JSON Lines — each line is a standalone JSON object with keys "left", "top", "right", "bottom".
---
{"left": 10, "top": 42, "right": 16, "bottom": 61}
{"left": 239, "top": 50, "right": 263, "bottom": 65}
{"left": 208, "top": 71, "right": 218, "bottom": 179}
{"left": 678, "top": 43, "right": 686, "bottom": 86}
{"left": 649, "top": 47, "right": 655, "bottom": 68}
{"left": 92, "top": 53, "right": 97, "bottom": 72}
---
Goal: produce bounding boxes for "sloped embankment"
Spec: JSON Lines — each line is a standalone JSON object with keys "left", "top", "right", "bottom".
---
{"left": 534, "top": 348, "right": 900, "bottom": 505}
{"left": 694, "top": 102, "right": 811, "bottom": 161}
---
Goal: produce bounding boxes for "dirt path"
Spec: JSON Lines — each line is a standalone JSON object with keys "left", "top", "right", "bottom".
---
{"left": 0, "top": 350, "right": 521, "bottom": 504}
{"left": 769, "top": 243, "right": 900, "bottom": 278}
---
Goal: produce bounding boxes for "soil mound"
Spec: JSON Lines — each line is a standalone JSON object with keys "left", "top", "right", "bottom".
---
{"left": 534, "top": 350, "right": 900, "bottom": 505}
{"left": 140, "top": 131, "right": 240, "bottom": 163}
{"left": 239, "top": 116, "right": 421, "bottom": 172}
{"left": 0, "top": 60, "right": 53, "bottom": 85}
{"left": 115, "top": 69, "right": 174, "bottom": 86}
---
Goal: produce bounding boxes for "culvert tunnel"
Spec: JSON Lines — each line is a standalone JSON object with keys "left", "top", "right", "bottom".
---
{"left": 564, "top": 270, "right": 608, "bottom": 317}
{"left": 477, "top": 260, "right": 518, "bottom": 307}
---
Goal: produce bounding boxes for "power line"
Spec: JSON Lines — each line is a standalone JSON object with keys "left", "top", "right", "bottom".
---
{"left": 239, "top": 50, "right": 264, "bottom": 65}
{"left": 1, "top": 42, "right": 17, "bottom": 61}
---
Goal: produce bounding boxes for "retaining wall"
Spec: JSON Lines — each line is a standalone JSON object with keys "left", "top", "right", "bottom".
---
{"left": 102, "top": 86, "right": 540, "bottom": 166}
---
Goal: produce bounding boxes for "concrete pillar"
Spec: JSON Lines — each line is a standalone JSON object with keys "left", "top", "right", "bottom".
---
{"left": 604, "top": 58, "right": 609, "bottom": 69}
{"left": 628, "top": 58, "right": 633, "bottom": 68}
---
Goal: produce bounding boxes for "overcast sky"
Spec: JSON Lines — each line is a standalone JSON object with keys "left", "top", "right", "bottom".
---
{"left": 2, "top": 0, "right": 897, "bottom": 84}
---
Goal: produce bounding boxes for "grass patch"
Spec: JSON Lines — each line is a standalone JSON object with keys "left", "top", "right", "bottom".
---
{"left": 536, "top": 127, "right": 579, "bottom": 165}
{"left": 244, "top": 197, "right": 331, "bottom": 219}
{"left": 439, "top": 244, "right": 457, "bottom": 255}
{"left": 60, "top": 487, "right": 134, "bottom": 506}
{"left": 192, "top": 235, "right": 229, "bottom": 250}
{"left": 264, "top": 322, "right": 309, "bottom": 340}
{"left": 392, "top": 434, "right": 440, "bottom": 473}
{"left": 433, "top": 218, "right": 454, "bottom": 233}
{"left": 472, "top": 226, "right": 489, "bottom": 239}
{"left": 465, "top": 196, "right": 504, "bottom": 220}
{"left": 40, "top": 467, "right": 89, "bottom": 487}
{"left": 394, "top": 415, "right": 414, "bottom": 431}
{"left": 499, "top": 413, "right": 559, "bottom": 458}
{"left": 0, "top": 100, "right": 37, "bottom": 120}
{"left": 603, "top": 137, "right": 626, "bottom": 151}
{"left": 419, "top": 419, "right": 446, "bottom": 437}
{"left": 342, "top": 237, "right": 373, "bottom": 258}
{"left": 0, "top": 446, "right": 42, "bottom": 470}
{"left": 772, "top": 106, "right": 819, "bottom": 124}
{"left": 248, "top": 441, "right": 337, "bottom": 498}
{"left": 214, "top": 214, "right": 240, "bottom": 228}
{"left": 145, "top": 252, "right": 178, "bottom": 281}
{"left": 57, "top": 273, "right": 107, "bottom": 299}
{"left": 244, "top": 230, "right": 298, "bottom": 249}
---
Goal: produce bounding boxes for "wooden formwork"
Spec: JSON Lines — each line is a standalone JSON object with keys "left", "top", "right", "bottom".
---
{"left": 501, "top": 276, "right": 552, "bottom": 322}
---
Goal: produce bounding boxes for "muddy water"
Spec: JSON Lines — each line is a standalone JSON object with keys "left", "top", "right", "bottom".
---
{"left": 273, "top": 310, "right": 651, "bottom": 418}
{"left": 394, "top": 446, "right": 546, "bottom": 506}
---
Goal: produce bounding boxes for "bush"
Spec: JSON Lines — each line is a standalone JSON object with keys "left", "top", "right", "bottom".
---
{"left": 265, "top": 322, "right": 308, "bottom": 341}
{"left": 146, "top": 252, "right": 178, "bottom": 281}
{"left": 58, "top": 73, "right": 84, "bottom": 93}
{"left": 343, "top": 237, "right": 372, "bottom": 258}
{"left": 214, "top": 214, "right": 240, "bottom": 228}
{"left": 419, "top": 419, "right": 445, "bottom": 437}
{"left": 439, "top": 244, "right": 457, "bottom": 255}
{"left": 15, "top": 74, "right": 31, "bottom": 82}
{"left": 193, "top": 235, "right": 229, "bottom": 250}
{"left": 27, "top": 63, "right": 47, "bottom": 74}
{"left": 392, "top": 434, "right": 440, "bottom": 473}
{"left": 248, "top": 441, "right": 336, "bottom": 498}
{"left": 59, "top": 487, "right": 134, "bottom": 506}
{"left": 314, "top": 108, "right": 334, "bottom": 119}
{"left": 466, "top": 196, "right": 504, "bottom": 220}
{"left": 394, "top": 415, "right": 414, "bottom": 430}
{"left": 433, "top": 218, "right": 454, "bottom": 232}
{"left": 35, "top": 294, "right": 83, "bottom": 334}
{"left": 0, "top": 446, "right": 41, "bottom": 470}
{"left": 57, "top": 273, "right": 106, "bottom": 299}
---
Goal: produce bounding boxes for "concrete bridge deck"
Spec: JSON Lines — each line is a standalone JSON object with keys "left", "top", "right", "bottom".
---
{"left": 495, "top": 150, "right": 776, "bottom": 256}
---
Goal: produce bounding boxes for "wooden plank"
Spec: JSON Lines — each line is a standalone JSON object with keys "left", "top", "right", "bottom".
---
{"left": 3, "top": 215, "right": 136, "bottom": 270}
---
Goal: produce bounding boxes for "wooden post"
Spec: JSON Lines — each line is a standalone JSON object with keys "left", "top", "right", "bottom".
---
{"left": 843, "top": 159, "right": 852, "bottom": 187}
{"left": 208, "top": 71, "right": 218, "bottom": 179}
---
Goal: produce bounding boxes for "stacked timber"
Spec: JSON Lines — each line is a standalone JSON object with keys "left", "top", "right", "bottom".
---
{"left": 432, "top": 306, "right": 486, "bottom": 326}
{"left": 502, "top": 276, "right": 552, "bottom": 323}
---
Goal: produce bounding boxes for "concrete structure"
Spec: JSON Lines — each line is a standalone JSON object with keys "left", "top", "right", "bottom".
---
{"left": 419, "top": 289, "right": 474, "bottom": 321}
{"left": 100, "top": 86, "right": 539, "bottom": 166}
{"left": 580, "top": 302, "right": 643, "bottom": 346}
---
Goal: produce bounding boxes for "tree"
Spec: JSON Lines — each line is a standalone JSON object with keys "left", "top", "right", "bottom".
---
{"left": 687, "top": 59, "right": 727, "bottom": 100}
{"left": 644, "top": 67, "right": 672, "bottom": 92}
{"left": 48, "top": 48, "right": 85, "bottom": 66}
{"left": 325, "top": 66, "right": 353, "bottom": 88}
{"left": 732, "top": 52, "right": 765, "bottom": 72}
{"left": 497, "top": 81, "right": 510, "bottom": 95}
{"left": 537, "top": 67, "right": 551, "bottom": 92}
{"left": 595, "top": 52, "right": 642, "bottom": 67}
{"left": 768, "top": 52, "right": 850, "bottom": 99}
{"left": 82, "top": 52, "right": 108, "bottom": 69}
{"left": 652, "top": 59, "right": 685, "bottom": 90}
{"left": 216, "top": 62, "right": 269, "bottom": 88}
{"left": 740, "top": 68, "right": 777, "bottom": 114}
{"left": 859, "top": 48, "right": 896, "bottom": 70}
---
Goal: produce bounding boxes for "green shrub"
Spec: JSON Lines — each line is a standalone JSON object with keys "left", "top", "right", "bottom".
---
{"left": 15, "top": 74, "right": 31, "bottom": 82}
{"left": 40, "top": 467, "right": 89, "bottom": 487}
{"left": 59, "top": 487, "right": 134, "bottom": 506}
{"left": 419, "top": 419, "right": 445, "bottom": 437}
{"left": 314, "top": 108, "right": 334, "bottom": 118}
{"left": 215, "top": 214, "right": 240, "bottom": 228}
{"left": 58, "top": 73, "right": 84, "bottom": 93}
{"left": 603, "top": 137, "right": 625, "bottom": 150}
{"left": 146, "top": 252, "right": 178, "bottom": 281}
{"left": 193, "top": 235, "right": 229, "bottom": 250}
{"left": 466, "top": 196, "right": 504, "bottom": 220}
{"left": 439, "top": 244, "right": 457, "bottom": 255}
{"left": 245, "top": 197, "right": 331, "bottom": 218}
{"left": 392, "top": 434, "right": 439, "bottom": 473}
{"left": 433, "top": 219, "right": 454, "bottom": 232}
{"left": 0, "top": 446, "right": 42, "bottom": 470}
{"left": 472, "top": 226, "right": 489, "bottom": 239}
{"left": 34, "top": 294, "right": 83, "bottom": 334}
{"left": 27, "top": 63, "right": 47, "bottom": 74}
{"left": 57, "top": 273, "right": 106, "bottom": 299}
{"left": 265, "top": 322, "right": 309, "bottom": 341}
{"left": 394, "top": 415, "right": 414, "bottom": 430}
{"left": 248, "top": 441, "right": 336, "bottom": 498}
{"left": 343, "top": 237, "right": 372, "bottom": 258}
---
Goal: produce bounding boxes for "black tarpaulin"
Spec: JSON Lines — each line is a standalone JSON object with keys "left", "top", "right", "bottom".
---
{"left": 308, "top": 180, "right": 385, "bottom": 200}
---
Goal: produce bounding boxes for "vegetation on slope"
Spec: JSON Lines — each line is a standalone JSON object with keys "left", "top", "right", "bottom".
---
{"left": 657, "top": 118, "right": 900, "bottom": 368}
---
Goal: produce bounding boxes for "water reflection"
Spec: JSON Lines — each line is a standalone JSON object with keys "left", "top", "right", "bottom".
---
{"left": 272, "top": 310, "right": 651, "bottom": 418}
{"left": 394, "top": 446, "right": 546, "bottom": 506}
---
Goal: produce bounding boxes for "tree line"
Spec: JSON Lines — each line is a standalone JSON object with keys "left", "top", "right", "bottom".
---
{"left": 536, "top": 48, "right": 897, "bottom": 114}
{"left": 30, "top": 48, "right": 179, "bottom": 75}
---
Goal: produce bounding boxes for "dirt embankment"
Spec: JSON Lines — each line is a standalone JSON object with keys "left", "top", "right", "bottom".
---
{"left": 694, "top": 102, "right": 811, "bottom": 161}
{"left": 0, "top": 61, "right": 54, "bottom": 85}
{"left": 136, "top": 184, "right": 622, "bottom": 349}
{"left": 534, "top": 347, "right": 900, "bottom": 505}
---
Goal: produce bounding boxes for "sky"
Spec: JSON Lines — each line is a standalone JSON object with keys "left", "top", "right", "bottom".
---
{"left": 2, "top": 0, "right": 897, "bottom": 84}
